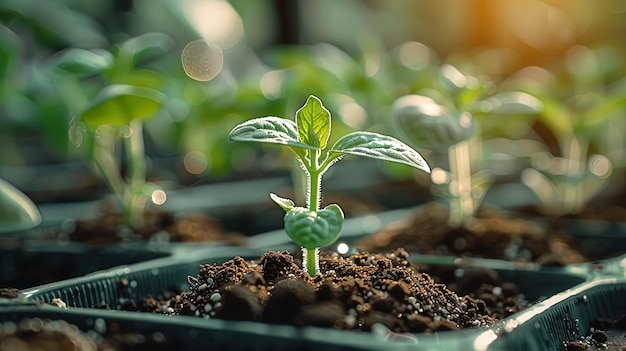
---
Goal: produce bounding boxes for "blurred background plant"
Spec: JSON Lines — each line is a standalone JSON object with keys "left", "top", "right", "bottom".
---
{"left": 501, "top": 44, "right": 626, "bottom": 216}
{"left": 0, "top": 178, "right": 41, "bottom": 233}
{"left": 1, "top": 0, "right": 625, "bottom": 212}
{"left": 391, "top": 64, "right": 543, "bottom": 227}
{"left": 47, "top": 33, "right": 174, "bottom": 228}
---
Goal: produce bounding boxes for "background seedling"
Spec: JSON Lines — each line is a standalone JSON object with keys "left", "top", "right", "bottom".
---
{"left": 503, "top": 46, "right": 626, "bottom": 215}
{"left": 392, "top": 63, "right": 543, "bottom": 227}
{"left": 0, "top": 178, "right": 41, "bottom": 234}
{"left": 49, "top": 33, "right": 171, "bottom": 229}
{"left": 230, "top": 95, "right": 430, "bottom": 276}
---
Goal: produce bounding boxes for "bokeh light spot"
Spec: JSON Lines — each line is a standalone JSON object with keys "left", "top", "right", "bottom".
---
{"left": 337, "top": 243, "right": 349, "bottom": 255}
{"left": 184, "top": 150, "right": 208, "bottom": 175}
{"left": 181, "top": 40, "right": 224, "bottom": 82}
{"left": 151, "top": 190, "right": 167, "bottom": 205}
{"left": 260, "top": 70, "right": 286, "bottom": 99}
{"left": 589, "top": 154, "right": 612, "bottom": 178}
{"left": 337, "top": 95, "right": 368, "bottom": 129}
{"left": 397, "top": 41, "right": 431, "bottom": 70}
{"left": 431, "top": 167, "right": 449, "bottom": 185}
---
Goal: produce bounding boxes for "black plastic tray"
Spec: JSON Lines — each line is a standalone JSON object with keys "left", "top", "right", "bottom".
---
{"left": 485, "top": 278, "right": 626, "bottom": 351}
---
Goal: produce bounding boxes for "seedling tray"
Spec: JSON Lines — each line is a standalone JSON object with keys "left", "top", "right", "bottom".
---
{"left": 12, "top": 245, "right": 589, "bottom": 351}
{"left": 484, "top": 277, "right": 626, "bottom": 351}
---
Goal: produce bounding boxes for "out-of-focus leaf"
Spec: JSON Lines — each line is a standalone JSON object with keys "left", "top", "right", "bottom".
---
{"left": 0, "top": 25, "right": 21, "bottom": 77}
{"left": 121, "top": 32, "right": 174, "bottom": 65}
{"left": 438, "top": 64, "right": 467, "bottom": 94}
{"left": 50, "top": 48, "right": 113, "bottom": 76}
{"left": 480, "top": 92, "right": 544, "bottom": 114}
{"left": 538, "top": 99, "right": 573, "bottom": 138}
{"left": 81, "top": 85, "right": 165, "bottom": 128}
{"left": 112, "top": 69, "right": 165, "bottom": 89}
{"left": 0, "top": 178, "right": 41, "bottom": 234}
{"left": 4, "top": 0, "right": 107, "bottom": 47}
{"left": 391, "top": 95, "right": 476, "bottom": 149}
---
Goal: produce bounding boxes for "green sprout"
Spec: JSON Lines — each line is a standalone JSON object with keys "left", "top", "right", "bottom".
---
{"left": 392, "top": 64, "right": 543, "bottom": 227}
{"left": 230, "top": 95, "right": 430, "bottom": 276}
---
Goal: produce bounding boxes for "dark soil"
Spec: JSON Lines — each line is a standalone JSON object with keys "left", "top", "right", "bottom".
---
{"left": 156, "top": 249, "right": 529, "bottom": 334}
{"left": 67, "top": 200, "right": 246, "bottom": 246}
{"left": 356, "top": 202, "right": 591, "bottom": 266}
{"left": 564, "top": 314, "right": 626, "bottom": 351}
{"left": 1, "top": 201, "right": 246, "bottom": 289}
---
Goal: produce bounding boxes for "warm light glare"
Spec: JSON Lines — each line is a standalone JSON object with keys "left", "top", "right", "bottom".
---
{"left": 180, "top": 0, "right": 244, "bottom": 49}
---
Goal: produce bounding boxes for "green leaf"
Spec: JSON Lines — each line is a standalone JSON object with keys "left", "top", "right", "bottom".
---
{"left": 270, "top": 193, "right": 295, "bottom": 211}
{"left": 0, "top": 178, "right": 41, "bottom": 234}
{"left": 295, "top": 95, "right": 331, "bottom": 149}
{"left": 391, "top": 95, "right": 476, "bottom": 149}
{"left": 229, "top": 116, "right": 317, "bottom": 150}
{"left": 480, "top": 92, "right": 544, "bottom": 114}
{"left": 50, "top": 48, "right": 113, "bottom": 76}
{"left": 331, "top": 132, "right": 430, "bottom": 173}
{"left": 121, "top": 32, "right": 173, "bottom": 66}
{"left": 283, "top": 204, "right": 344, "bottom": 249}
{"left": 0, "top": 24, "right": 21, "bottom": 75}
{"left": 81, "top": 85, "right": 165, "bottom": 128}
{"left": 438, "top": 64, "right": 467, "bottom": 93}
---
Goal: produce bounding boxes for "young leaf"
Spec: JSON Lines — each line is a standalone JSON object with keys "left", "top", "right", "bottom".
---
{"left": 284, "top": 204, "right": 344, "bottom": 249}
{"left": 229, "top": 116, "right": 317, "bottom": 150}
{"left": 331, "top": 132, "right": 431, "bottom": 173}
{"left": 270, "top": 193, "right": 295, "bottom": 211}
{"left": 295, "top": 95, "right": 331, "bottom": 149}
{"left": 81, "top": 84, "right": 165, "bottom": 128}
{"left": 50, "top": 48, "right": 113, "bottom": 76}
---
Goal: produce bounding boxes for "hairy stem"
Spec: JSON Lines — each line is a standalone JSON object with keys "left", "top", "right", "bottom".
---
{"left": 301, "top": 150, "right": 324, "bottom": 276}
{"left": 302, "top": 247, "right": 320, "bottom": 276}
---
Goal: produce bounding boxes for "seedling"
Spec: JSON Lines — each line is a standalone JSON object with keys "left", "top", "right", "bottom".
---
{"left": 392, "top": 64, "right": 542, "bottom": 227}
{"left": 230, "top": 95, "right": 430, "bottom": 276}
{"left": 49, "top": 33, "right": 171, "bottom": 228}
